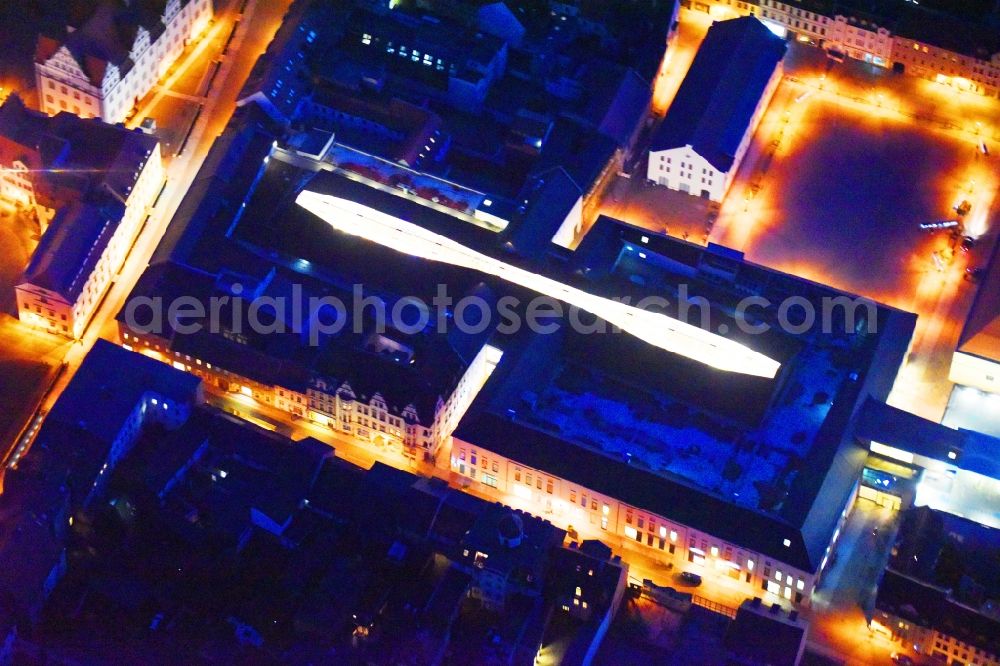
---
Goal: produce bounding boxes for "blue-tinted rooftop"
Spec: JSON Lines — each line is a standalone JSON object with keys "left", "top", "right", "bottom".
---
{"left": 45, "top": 339, "right": 202, "bottom": 445}
{"left": 650, "top": 16, "right": 786, "bottom": 172}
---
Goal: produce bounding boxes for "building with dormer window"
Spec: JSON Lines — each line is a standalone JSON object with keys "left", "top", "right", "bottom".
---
{"left": 0, "top": 96, "right": 163, "bottom": 338}
{"left": 34, "top": 0, "right": 213, "bottom": 123}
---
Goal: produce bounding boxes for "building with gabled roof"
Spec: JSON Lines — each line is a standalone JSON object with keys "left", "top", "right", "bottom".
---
{"left": 543, "top": 540, "right": 629, "bottom": 665}
{"left": 34, "top": 0, "right": 213, "bottom": 122}
{"left": 647, "top": 16, "right": 786, "bottom": 202}
{"left": 17, "top": 200, "right": 121, "bottom": 335}
{"left": 0, "top": 95, "right": 163, "bottom": 339}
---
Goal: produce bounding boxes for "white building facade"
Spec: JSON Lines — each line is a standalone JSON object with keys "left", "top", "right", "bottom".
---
{"left": 17, "top": 141, "right": 163, "bottom": 338}
{"left": 447, "top": 434, "right": 829, "bottom": 608}
{"left": 754, "top": 0, "right": 1000, "bottom": 97}
{"left": 647, "top": 22, "right": 783, "bottom": 204}
{"left": 306, "top": 380, "right": 439, "bottom": 460}
{"left": 119, "top": 329, "right": 502, "bottom": 463}
{"left": 35, "top": 0, "right": 213, "bottom": 123}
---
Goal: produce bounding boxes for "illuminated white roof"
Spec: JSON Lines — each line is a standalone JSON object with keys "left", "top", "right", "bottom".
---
{"left": 296, "top": 190, "right": 780, "bottom": 378}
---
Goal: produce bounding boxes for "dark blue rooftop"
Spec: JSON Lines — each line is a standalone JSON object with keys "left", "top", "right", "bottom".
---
{"left": 46, "top": 339, "right": 202, "bottom": 445}
{"left": 20, "top": 201, "right": 121, "bottom": 301}
{"left": 650, "top": 16, "right": 786, "bottom": 172}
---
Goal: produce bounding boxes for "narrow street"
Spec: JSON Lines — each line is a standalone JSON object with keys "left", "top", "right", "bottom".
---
{"left": 810, "top": 499, "right": 902, "bottom": 665}
{"left": 207, "top": 384, "right": 910, "bottom": 665}
{"left": 2, "top": 0, "right": 294, "bottom": 469}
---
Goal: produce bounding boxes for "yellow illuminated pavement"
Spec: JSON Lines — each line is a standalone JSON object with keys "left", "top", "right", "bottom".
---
{"left": 707, "top": 60, "right": 999, "bottom": 421}
{"left": 652, "top": 9, "right": 713, "bottom": 115}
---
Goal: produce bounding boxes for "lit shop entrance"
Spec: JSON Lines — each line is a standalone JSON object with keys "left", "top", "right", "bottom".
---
{"left": 857, "top": 466, "right": 907, "bottom": 511}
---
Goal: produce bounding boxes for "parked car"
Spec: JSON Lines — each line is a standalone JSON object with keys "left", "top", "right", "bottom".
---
{"left": 679, "top": 571, "right": 702, "bottom": 586}
{"left": 966, "top": 267, "right": 985, "bottom": 283}
{"left": 890, "top": 652, "right": 915, "bottom": 666}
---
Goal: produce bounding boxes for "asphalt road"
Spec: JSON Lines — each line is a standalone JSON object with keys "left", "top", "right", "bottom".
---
{"left": 1, "top": 0, "right": 294, "bottom": 469}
